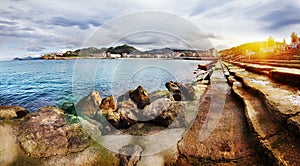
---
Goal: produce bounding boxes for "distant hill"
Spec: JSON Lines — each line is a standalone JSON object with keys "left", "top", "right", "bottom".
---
{"left": 144, "top": 48, "right": 174, "bottom": 54}
{"left": 13, "top": 56, "right": 40, "bottom": 60}
{"left": 40, "top": 44, "right": 210, "bottom": 60}
{"left": 107, "top": 44, "right": 142, "bottom": 55}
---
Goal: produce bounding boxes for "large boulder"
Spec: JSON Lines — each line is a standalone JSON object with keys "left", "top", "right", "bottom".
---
{"left": 0, "top": 106, "right": 29, "bottom": 119}
{"left": 116, "top": 100, "right": 139, "bottom": 128}
{"left": 119, "top": 109, "right": 138, "bottom": 128}
{"left": 176, "top": 82, "right": 195, "bottom": 101}
{"left": 165, "top": 81, "right": 195, "bottom": 101}
{"left": 129, "top": 86, "right": 151, "bottom": 109}
{"left": 154, "top": 100, "right": 186, "bottom": 127}
{"left": 142, "top": 98, "right": 170, "bottom": 121}
{"left": 143, "top": 98, "right": 186, "bottom": 127}
{"left": 165, "top": 82, "right": 182, "bottom": 101}
{"left": 75, "top": 91, "right": 102, "bottom": 118}
{"left": 17, "top": 106, "right": 91, "bottom": 157}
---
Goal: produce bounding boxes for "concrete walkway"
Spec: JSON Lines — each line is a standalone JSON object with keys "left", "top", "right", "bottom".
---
{"left": 177, "top": 61, "right": 262, "bottom": 165}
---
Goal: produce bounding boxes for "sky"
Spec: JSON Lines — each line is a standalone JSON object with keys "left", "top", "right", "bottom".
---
{"left": 0, "top": 0, "right": 300, "bottom": 60}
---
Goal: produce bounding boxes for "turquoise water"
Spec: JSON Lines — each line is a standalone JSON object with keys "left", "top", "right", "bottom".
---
{"left": 0, "top": 59, "right": 206, "bottom": 112}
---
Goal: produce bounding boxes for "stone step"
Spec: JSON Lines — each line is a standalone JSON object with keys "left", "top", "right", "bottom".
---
{"left": 228, "top": 61, "right": 300, "bottom": 88}
{"left": 239, "top": 60, "right": 300, "bottom": 69}
{"left": 231, "top": 80, "right": 300, "bottom": 165}
{"left": 222, "top": 62, "right": 300, "bottom": 138}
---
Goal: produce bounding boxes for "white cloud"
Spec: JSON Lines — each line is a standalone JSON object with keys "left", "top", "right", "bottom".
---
{"left": 0, "top": 0, "right": 299, "bottom": 59}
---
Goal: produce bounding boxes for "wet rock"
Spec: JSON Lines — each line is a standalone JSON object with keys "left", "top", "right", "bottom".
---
{"left": 0, "top": 106, "right": 29, "bottom": 119}
{"left": 129, "top": 86, "right": 151, "bottom": 109}
{"left": 17, "top": 106, "right": 91, "bottom": 158}
{"left": 60, "top": 102, "right": 76, "bottom": 116}
{"left": 75, "top": 91, "right": 102, "bottom": 119}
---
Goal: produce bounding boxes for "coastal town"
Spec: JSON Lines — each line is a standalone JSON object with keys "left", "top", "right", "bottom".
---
{"left": 38, "top": 45, "right": 217, "bottom": 60}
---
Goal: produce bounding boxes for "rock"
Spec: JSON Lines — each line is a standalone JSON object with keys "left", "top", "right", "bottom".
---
{"left": 149, "top": 90, "right": 173, "bottom": 101}
{"left": 100, "top": 96, "right": 117, "bottom": 114}
{"left": 165, "top": 81, "right": 182, "bottom": 101}
{"left": 0, "top": 106, "right": 29, "bottom": 119}
{"left": 117, "top": 91, "right": 131, "bottom": 103}
{"left": 129, "top": 86, "right": 151, "bottom": 109}
{"left": 154, "top": 100, "right": 185, "bottom": 127}
{"left": 119, "top": 109, "right": 138, "bottom": 128}
{"left": 17, "top": 106, "right": 91, "bottom": 158}
{"left": 176, "top": 82, "right": 195, "bottom": 101}
{"left": 75, "top": 91, "right": 102, "bottom": 119}
{"left": 165, "top": 81, "right": 195, "bottom": 101}
{"left": 78, "top": 117, "right": 103, "bottom": 141}
{"left": 119, "top": 144, "right": 143, "bottom": 166}
{"left": 142, "top": 98, "right": 171, "bottom": 121}
{"left": 106, "top": 111, "right": 121, "bottom": 129}
{"left": 142, "top": 98, "right": 186, "bottom": 127}
{"left": 60, "top": 102, "right": 76, "bottom": 116}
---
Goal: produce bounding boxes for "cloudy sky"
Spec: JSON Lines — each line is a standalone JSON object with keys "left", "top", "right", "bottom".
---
{"left": 0, "top": 0, "right": 299, "bottom": 60}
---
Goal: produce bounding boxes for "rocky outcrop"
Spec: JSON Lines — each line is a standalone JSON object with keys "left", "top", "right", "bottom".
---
{"left": 129, "top": 86, "right": 150, "bottom": 109}
{"left": 0, "top": 106, "right": 28, "bottom": 119}
{"left": 17, "top": 106, "right": 91, "bottom": 158}
{"left": 75, "top": 91, "right": 102, "bottom": 118}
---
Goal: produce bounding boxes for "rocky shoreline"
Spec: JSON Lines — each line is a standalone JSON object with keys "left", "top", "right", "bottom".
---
{"left": 0, "top": 78, "right": 208, "bottom": 165}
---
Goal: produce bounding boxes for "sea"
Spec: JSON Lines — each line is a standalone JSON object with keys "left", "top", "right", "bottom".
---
{"left": 0, "top": 59, "right": 209, "bottom": 112}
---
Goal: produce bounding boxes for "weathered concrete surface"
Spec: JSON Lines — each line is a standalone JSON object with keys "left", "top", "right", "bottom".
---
{"left": 229, "top": 61, "right": 300, "bottom": 88}
{"left": 177, "top": 62, "right": 262, "bottom": 165}
{"left": 232, "top": 82, "right": 300, "bottom": 165}
{"left": 270, "top": 68, "right": 300, "bottom": 87}
{"left": 239, "top": 60, "right": 300, "bottom": 69}
{"left": 224, "top": 62, "right": 300, "bottom": 137}
{"left": 223, "top": 61, "right": 300, "bottom": 165}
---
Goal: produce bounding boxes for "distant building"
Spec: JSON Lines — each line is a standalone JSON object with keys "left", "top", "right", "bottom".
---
{"left": 209, "top": 48, "right": 217, "bottom": 57}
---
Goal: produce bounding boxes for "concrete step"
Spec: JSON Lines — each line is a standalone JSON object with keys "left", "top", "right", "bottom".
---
{"left": 222, "top": 62, "right": 300, "bottom": 138}
{"left": 232, "top": 80, "right": 300, "bottom": 166}
{"left": 239, "top": 60, "right": 300, "bottom": 69}
{"left": 227, "top": 61, "right": 300, "bottom": 88}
